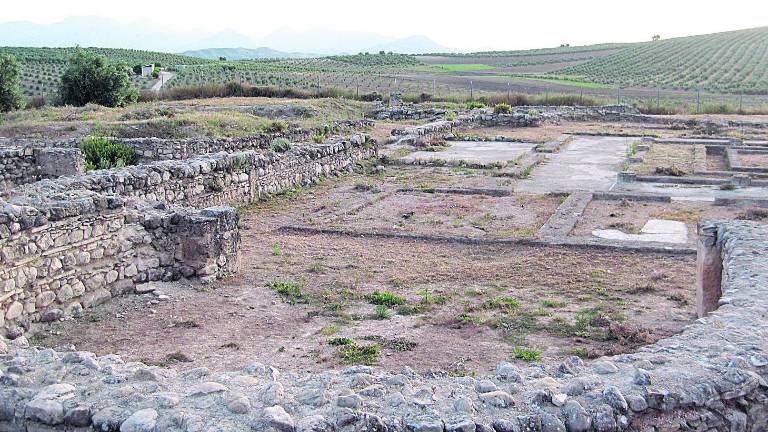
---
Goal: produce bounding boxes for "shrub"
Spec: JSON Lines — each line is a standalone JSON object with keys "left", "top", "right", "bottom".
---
{"left": 374, "top": 305, "right": 392, "bottom": 320}
{"left": 59, "top": 49, "right": 138, "bottom": 107}
{"left": 80, "top": 136, "right": 137, "bottom": 170}
{"left": 311, "top": 134, "right": 325, "bottom": 144}
{"left": 270, "top": 138, "right": 292, "bottom": 153}
{"left": 445, "top": 111, "right": 457, "bottom": 121}
{"left": 494, "top": 103, "right": 512, "bottom": 114}
{"left": 513, "top": 347, "right": 542, "bottom": 362}
{"left": 0, "top": 55, "right": 24, "bottom": 113}
{"left": 366, "top": 290, "right": 406, "bottom": 306}
{"left": 466, "top": 101, "right": 485, "bottom": 109}
{"left": 337, "top": 343, "right": 380, "bottom": 365}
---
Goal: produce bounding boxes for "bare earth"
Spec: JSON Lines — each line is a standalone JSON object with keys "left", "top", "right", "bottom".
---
{"left": 33, "top": 170, "right": 696, "bottom": 375}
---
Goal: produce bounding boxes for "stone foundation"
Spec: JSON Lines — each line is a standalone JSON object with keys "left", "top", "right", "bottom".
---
{"left": 0, "top": 147, "right": 84, "bottom": 190}
{"left": 1, "top": 134, "right": 376, "bottom": 337}
{"left": 0, "top": 221, "right": 766, "bottom": 431}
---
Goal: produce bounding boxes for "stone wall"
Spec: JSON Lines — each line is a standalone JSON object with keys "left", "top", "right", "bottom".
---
{"left": 0, "top": 221, "right": 766, "bottom": 432}
{"left": 0, "top": 147, "right": 84, "bottom": 190}
{"left": 18, "top": 134, "right": 376, "bottom": 210}
{"left": 1, "top": 134, "right": 374, "bottom": 338}
{"left": 0, "top": 120, "right": 373, "bottom": 162}
{"left": 0, "top": 191, "right": 240, "bottom": 338}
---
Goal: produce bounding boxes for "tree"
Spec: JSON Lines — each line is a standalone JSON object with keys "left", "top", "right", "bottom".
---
{"left": 58, "top": 49, "right": 138, "bottom": 107}
{"left": 652, "top": 35, "right": 661, "bottom": 41}
{"left": 0, "top": 55, "right": 24, "bottom": 113}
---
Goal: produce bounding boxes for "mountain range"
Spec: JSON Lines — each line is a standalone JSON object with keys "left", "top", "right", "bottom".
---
{"left": 0, "top": 16, "right": 453, "bottom": 57}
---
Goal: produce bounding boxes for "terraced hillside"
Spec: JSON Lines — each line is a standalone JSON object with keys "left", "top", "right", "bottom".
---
{"left": 0, "top": 47, "right": 210, "bottom": 97}
{"left": 552, "top": 27, "right": 768, "bottom": 94}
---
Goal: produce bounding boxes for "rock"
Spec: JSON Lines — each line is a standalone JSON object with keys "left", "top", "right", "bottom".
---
{"left": 496, "top": 362, "right": 522, "bottom": 382}
{"left": 562, "top": 400, "right": 591, "bottom": 432}
{"left": 64, "top": 405, "right": 91, "bottom": 427}
{"left": 297, "top": 387, "right": 329, "bottom": 407}
{"left": 591, "top": 405, "right": 617, "bottom": 432}
{"left": 25, "top": 399, "right": 64, "bottom": 425}
{"left": 445, "top": 417, "right": 476, "bottom": 432}
{"left": 120, "top": 408, "right": 158, "bottom": 432}
{"left": 92, "top": 404, "right": 129, "bottom": 429}
{"left": 189, "top": 382, "right": 228, "bottom": 396}
{"left": 264, "top": 405, "right": 295, "bottom": 432}
{"left": 406, "top": 417, "right": 444, "bottom": 432}
{"left": 297, "top": 414, "right": 332, "bottom": 432}
{"left": 34, "top": 383, "right": 75, "bottom": 400}
{"left": 475, "top": 379, "right": 499, "bottom": 394}
{"left": 454, "top": 397, "right": 475, "bottom": 413}
{"left": 602, "top": 386, "right": 628, "bottom": 413}
{"left": 517, "top": 415, "right": 541, "bottom": 432}
{"left": 492, "top": 419, "right": 519, "bottom": 432}
{"left": 633, "top": 368, "right": 651, "bottom": 386}
{"left": 593, "top": 361, "right": 619, "bottom": 374}
{"left": 540, "top": 413, "right": 566, "bottom": 432}
{"left": 336, "top": 391, "right": 363, "bottom": 408}
{"left": 40, "top": 308, "right": 64, "bottom": 322}
{"left": 552, "top": 393, "right": 568, "bottom": 407}
{"left": 626, "top": 395, "right": 648, "bottom": 412}
{"left": 261, "top": 381, "right": 285, "bottom": 404}
{"left": 226, "top": 394, "right": 251, "bottom": 414}
{"left": 479, "top": 390, "right": 514, "bottom": 408}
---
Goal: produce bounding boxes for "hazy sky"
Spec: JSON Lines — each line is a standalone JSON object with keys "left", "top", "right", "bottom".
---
{"left": 3, "top": 0, "right": 767, "bottom": 50}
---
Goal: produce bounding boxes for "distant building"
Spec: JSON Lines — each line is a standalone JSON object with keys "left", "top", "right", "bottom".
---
{"left": 140, "top": 64, "right": 155, "bottom": 77}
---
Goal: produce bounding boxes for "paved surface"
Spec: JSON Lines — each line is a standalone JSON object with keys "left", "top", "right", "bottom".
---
{"left": 516, "top": 135, "right": 634, "bottom": 193}
{"left": 151, "top": 71, "right": 175, "bottom": 92}
{"left": 402, "top": 141, "right": 535, "bottom": 165}
{"left": 593, "top": 219, "right": 689, "bottom": 244}
{"left": 617, "top": 182, "right": 768, "bottom": 201}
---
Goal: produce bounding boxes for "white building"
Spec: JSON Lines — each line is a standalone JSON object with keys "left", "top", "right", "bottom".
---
{"left": 140, "top": 64, "right": 155, "bottom": 77}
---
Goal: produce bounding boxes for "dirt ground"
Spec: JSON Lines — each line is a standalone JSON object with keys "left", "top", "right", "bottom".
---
{"left": 32, "top": 170, "right": 697, "bottom": 375}
{"left": 570, "top": 198, "right": 752, "bottom": 242}
{"left": 739, "top": 153, "right": 768, "bottom": 167}
{"left": 629, "top": 144, "right": 698, "bottom": 175}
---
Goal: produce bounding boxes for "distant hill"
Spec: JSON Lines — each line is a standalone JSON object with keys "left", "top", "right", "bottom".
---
{"left": 180, "top": 47, "right": 316, "bottom": 60}
{"left": 0, "top": 17, "right": 455, "bottom": 55}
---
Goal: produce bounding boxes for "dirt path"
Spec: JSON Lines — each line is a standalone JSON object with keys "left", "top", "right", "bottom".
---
{"left": 151, "top": 71, "right": 175, "bottom": 92}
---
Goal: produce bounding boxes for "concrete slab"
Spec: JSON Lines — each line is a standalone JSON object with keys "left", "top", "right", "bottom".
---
{"left": 615, "top": 181, "right": 768, "bottom": 201}
{"left": 593, "top": 219, "right": 688, "bottom": 244}
{"left": 516, "top": 136, "right": 635, "bottom": 193}
{"left": 401, "top": 141, "right": 535, "bottom": 166}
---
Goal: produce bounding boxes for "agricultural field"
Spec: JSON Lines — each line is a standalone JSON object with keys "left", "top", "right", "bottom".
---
{"left": 0, "top": 47, "right": 210, "bottom": 98}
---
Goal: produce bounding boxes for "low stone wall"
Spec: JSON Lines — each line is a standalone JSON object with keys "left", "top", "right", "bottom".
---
{"left": 18, "top": 134, "right": 376, "bottom": 210}
{"left": 0, "top": 120, "right": 372, "bottom": 162}
{"left": 0, "top": 191, "right": 240, "bottom": 338}
{"left": 0, "top": 147, "right": 84, "bottom": 190}
{"left": 0, "top": 220, "right": 765, "bottom": 432}
{"left": 1, "top": 134, "right": 374, "bottom": 338}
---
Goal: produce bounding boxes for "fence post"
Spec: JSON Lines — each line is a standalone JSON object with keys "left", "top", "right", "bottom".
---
{"left": 739, "top": 93, "right": 743, "bottom": 113}
{"left": 580, "top": 89, "right": 583, "bottom": 106}
{"left": 617, "top": 87, "right": 620, "bottom": 105}
{"left": 470, "top": 80, "right": 474, "bottom": 100}
{"left": 697, "top": 89, "right": 701, "bottom": 114}
{"left": 657, "top": 86, "right": 660, "bottom": 110}
{"left": 507, "top": 82, "right": 510, "bottom": 103}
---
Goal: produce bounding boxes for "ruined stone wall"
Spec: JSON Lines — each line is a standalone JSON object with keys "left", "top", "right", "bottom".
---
{"left": 1, "top": 135, "right": 374, "bottom": 338}
{"left": 0, "top": 221, "right": 766, "bottom": 431}
{"left": 0, "top": 192, "right": 240, "bottom": 338}
{"left": 0, "top": 147, "right": 85, "bottom": 190}
{"left": 19, "top": 135, "right": 375, "bottom": 209}
{"left": 0, "top": 120, "right": 373, "bottom": 162}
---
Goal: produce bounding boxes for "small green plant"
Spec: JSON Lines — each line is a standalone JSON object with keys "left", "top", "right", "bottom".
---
{"left": 271, "top": 242, "right": 283, "bottom": 256}
{"left": 327, "top": 337, "right": 354, "bottom": 346}
{"left": 445, "top": 111, "right": 457, "bottom": 121}
{"left": 266, "top": 281, "right": 304, "bottom": 301}
{"left": 513, "top": 347, "right": 542, "bottom": 362}
{"left": 259, "top": 120, "right": 289, "bottom": 133}
{"left": 541, "top": 299, "right": 566, "bottom": 308}
{"left": 270, "top": 138, "right": 292, "bottom": 153}
{"left": 484, "top": 296, "right": 521, "bottom": 310}
{"left": 337, "top": 343, "right": 380, "bottom": 365}
{"left": 80, "top": 136, "right": 137, "bottom": 170}
{"left": 527, "top": 109, "right": 540, "bottom": 116}
{"left": 494, "top": 103, "right": 512, "bottom": 114}
{"left": 627, "top": 141, "right": 639, "bottom": 157}
{"left": 366, "top": 290, "right": 406, "bottom": 306}
{"left": 312, "top": 133, "right": 325, "bottom": 143}
{"left": 457, "top": 313, "right": 482, "bottom": 324}
{"left": 204, "top": 178, "right": 224, "bottom": 192}
{"left": 373, "top": 305, "right": 392, "bottom": 320}
{"left": 466, "top": 101, "right": 485, "bottom": 109}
